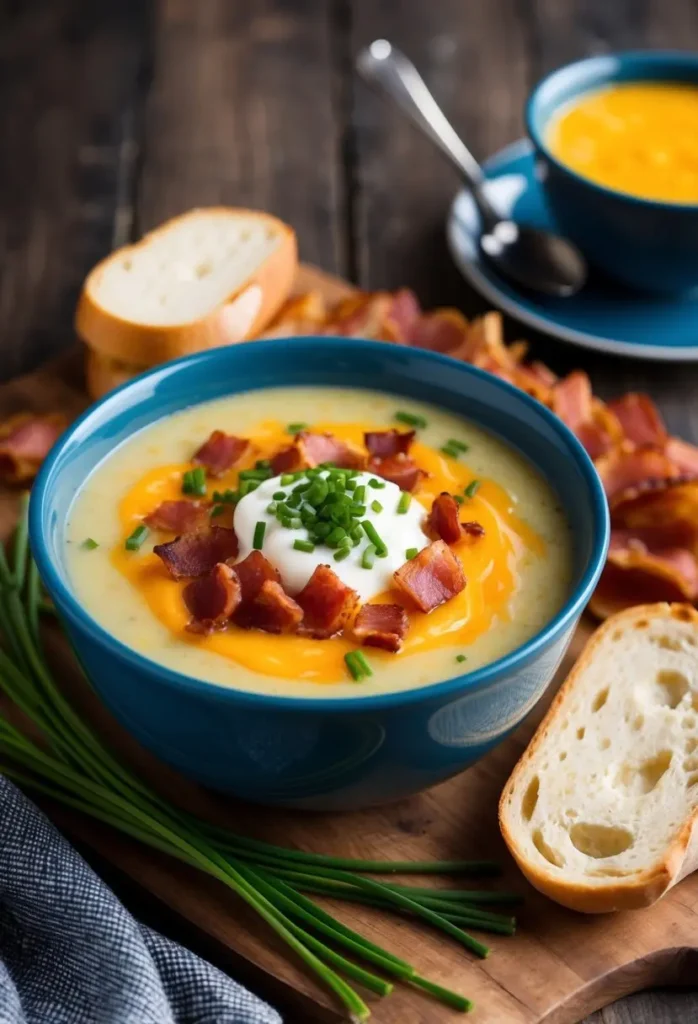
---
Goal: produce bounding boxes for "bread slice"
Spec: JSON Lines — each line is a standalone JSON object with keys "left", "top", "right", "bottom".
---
{"left": 499, "top": 603, "right": 698, "bottom": 913}
{"left": 84, "top": 349, "right": 141, "bottom": 400}
{"left": 76, "top": 208, "right": 297, "bottom": 366}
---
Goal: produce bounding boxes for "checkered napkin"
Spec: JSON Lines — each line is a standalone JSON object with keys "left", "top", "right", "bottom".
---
{"left": 0, "top": 776, "right": 282, "bottom": 1024}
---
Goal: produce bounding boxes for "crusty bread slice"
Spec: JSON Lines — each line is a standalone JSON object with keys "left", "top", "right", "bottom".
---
{"left": 84, "top": 349, "right": 141, "bottom": 400}
{"left": 76, "top": 208, "right": 297, "bottom": 366}
{"left": 499, "top": 603, "right": 698, "bottom": 913}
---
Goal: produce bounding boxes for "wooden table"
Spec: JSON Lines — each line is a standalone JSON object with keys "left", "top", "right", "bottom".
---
{"left": 1, "top": 2, "right": 697, "bottom": 1021}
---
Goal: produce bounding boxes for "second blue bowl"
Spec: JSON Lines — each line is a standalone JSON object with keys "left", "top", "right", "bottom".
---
{"left": 30, "top": 338, "right": 609, "bottom": 809}
{"left": 527, "top": 51, "right": 698, "bottom": 293}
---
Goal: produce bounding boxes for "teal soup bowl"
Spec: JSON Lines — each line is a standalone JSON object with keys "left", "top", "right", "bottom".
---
{"left": 527, "top": 51, "right": 698, "bottom": 292}
{"left": 30, "top": 338, "right": 608, "bottom": 810}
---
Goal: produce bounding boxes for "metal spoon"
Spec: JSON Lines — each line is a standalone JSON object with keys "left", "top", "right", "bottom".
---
{"left": 356, "top": 39, "right": 587, "bottom": 298}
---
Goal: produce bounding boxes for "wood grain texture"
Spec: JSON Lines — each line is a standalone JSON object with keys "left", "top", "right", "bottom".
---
{"left": 1, "top": 267, "right": 697, "bottom": 1024}
{"left": 137, "top": 0, "right": 345, "bottom": 274}
{"left": 0, "top": 0, "right": 147, "bottom": 382}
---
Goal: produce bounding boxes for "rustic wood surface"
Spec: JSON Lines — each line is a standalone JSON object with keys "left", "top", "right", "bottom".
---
{"left": 2, "top": 1, "right": 698, "bottom": 1021}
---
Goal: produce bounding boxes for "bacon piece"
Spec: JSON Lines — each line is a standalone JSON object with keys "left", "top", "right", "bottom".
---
{"left": 354, "top": 603, "right": 409, "bottom": 653}
{"left": 0, "top": 413, "right": 66, "bottom": 484}
{"left": 393, "top": 540, "right": 466, "bottom": 613}
{"left": 193, "top": 431, "right": 250, "bottom": 476}
{"left": 368, "top": 453, "right": 424, "bottom": 492}
{"left": 154, "top": 526, "right": 239, "bottom": 579}
{"left": 364, "top": 429, "right": 415, "bottom": 458}
{"left": 461, "top": 521, "right": 486, "bottom": 540}
{"left": 589, "top": 548, "right": 698, "bottom": 620}
{"left": 184, "top": 563, "right": 241, "bottom": 634}
{"left": 666, "top": 437, "right": 698, "bottom": 476}
{"left": 612, "top": 478, "right": 698, "bottom": 546}
{"left": 330, "top": 293, "right": 394, "bottom": 339}
{"left": 244, "top": 580, "right": 304, "bottom": 634}
{"left": 429, "top": 493, "right": 462, "bottom": 544}
{"left": 145, "top": 500, "right": 209, "bottom": 533}
{"left": 271, "top": 431, "right": 365, "bottom": 474}
{"left": 233, "top": 550, "right": 281, "bottom": 603}
{"left": 595, "top": 444, "right": 683, "bottom": 506}
{"left": 409, "top": 309, "right": 470, "bottom": 352}
{"left": 382, "top": 288, "right": 422, "bottom": 343}
{"left": 551, "top": 372, "right": 593, "bottom": 432}
{"left": 295, "top": 564, "right": 358, "bottom": 638}
{"left": 259, "top": 292, "right": 328, "bottom": 338}
{"left": 449, "top": 312, "right": 508, "bottom": 369}
{"left": 607, "top": 393, "right": 668, "bottom": 447}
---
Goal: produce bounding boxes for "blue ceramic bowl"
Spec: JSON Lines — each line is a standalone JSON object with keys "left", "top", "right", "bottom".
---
{"left": 30, "top": 338, "right": 609, "bottom": 810}
{"left": 526, "top": 51, "right": 698, "bottom": 293}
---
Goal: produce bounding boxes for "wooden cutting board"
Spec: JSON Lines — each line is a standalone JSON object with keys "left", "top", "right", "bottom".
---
{"left": 1, "top": 265, "right": 696, "bottom": 1024}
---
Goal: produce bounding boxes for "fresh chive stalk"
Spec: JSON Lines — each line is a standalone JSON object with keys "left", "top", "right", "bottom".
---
{"left": 405, "top": 547, "right": 418, "bottom": 560}
{"left": 124, "top": 525, "right": 148, "bottom": 551}
{"left": 81, "top": 538, "right": 99, "bottom": 550}
{"left": 396, "top": 492, "right": 411, "bottom": 514}
{"left": 464, "top": 479, "right": 481, "bottom": 498}
{"left": 0, "top": 499, "right": 520, "bottom": 1019}
{"left": 394, "top": 411, "right": 427, "bottom": 429}
{"left": 252, "top": 521, "right": 266, "bottom": 550}
{"left": 286, "top": 422, "right": 308, "bottom": 435}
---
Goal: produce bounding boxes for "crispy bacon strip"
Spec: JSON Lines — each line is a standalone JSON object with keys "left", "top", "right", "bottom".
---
{"left": 154, "top": 526, "right": 239, "bottom": 579}
{"left": 612, "top": 478, "right": 698, "bottom": 547}
{"left": 246, "top": 580, "right": 304, "bottom": 634}
{"left": 665, "top": 438, "right": 698, "bottom": 476}
{"left": 589, "top": 549, "right": 698, "bottom": 620}
{"left": 429, "top": 493, "right": 462, "bottom": 544}
{"left": 368, "top": 453, "right": 423, "bottom": 492}
{"left": 409, "top": 309, "right": 470, "bottom": 352}
{"left": 296, "top": 564, "right": 358, "bottom": 639}
{"left": 462, "top": 521, "right": 486, "bottom": 540}
{"left": 595, "top": 444, "right": 683, "bottom": 506}
{"left": 354, "top": 603, "right": 409, "bottom": 653}
{"left": 607, "top": 393, "right": 668, "bottom": 448}
{"left": 551, "top": 372, "right": 592, "bottom": 432}
{"left": 393, "top": 540, "right": 466, "bottom": 613}
{"left": 193, "top": 431, "right": 250, "bottom": 476}
{"left": 145, "top": 500, "right": 209, "bottom": 533}
{"left": 364, "top": 429, "right": 415, "bottom": 458}
{"left": 271, "top": 431, "right": 365, "bottom": 474}
{"left": 0, "top": 413, "right": 66, "bottom": 484}
{"left": 382, "top": 288, "right": 422, "bottom": 343}
{"left": 184, "top": 563, "right": 241, "bottom": 634}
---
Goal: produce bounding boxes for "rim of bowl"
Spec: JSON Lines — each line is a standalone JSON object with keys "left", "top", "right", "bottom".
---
{"left": 30, "top": 337, "right": 610, "bottom": 713}
{"left": 525, "top": 50, "right": 698, "bottom": 212}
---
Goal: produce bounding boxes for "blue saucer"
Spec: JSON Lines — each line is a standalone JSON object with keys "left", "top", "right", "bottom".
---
{"left": 447, "top": 139, "right": 698, "bottom": 361}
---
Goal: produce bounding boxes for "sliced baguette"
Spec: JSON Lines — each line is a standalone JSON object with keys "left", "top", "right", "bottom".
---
{"left": 76, "top": 208, "right": 297, "bottom": 366}
{"left": 499, "top": 603, "right": 698, "bottom": 913}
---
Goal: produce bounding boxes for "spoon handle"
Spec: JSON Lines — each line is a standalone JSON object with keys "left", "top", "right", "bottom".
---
{"left": 356, "top": 40, "right": 499, "bottom": 228}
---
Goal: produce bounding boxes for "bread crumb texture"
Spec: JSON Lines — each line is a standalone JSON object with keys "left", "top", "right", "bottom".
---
{"left": 502, "top": 604, "right": 698, "bottom": 886}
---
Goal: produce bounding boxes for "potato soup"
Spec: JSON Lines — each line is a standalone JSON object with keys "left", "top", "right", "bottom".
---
{"left": 65, "top": 386, "right": 573, "bottom": 698}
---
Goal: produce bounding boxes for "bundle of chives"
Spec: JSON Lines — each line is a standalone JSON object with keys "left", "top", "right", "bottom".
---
{"left": 0, "top": 498, "right": 521, "bottom": 1019}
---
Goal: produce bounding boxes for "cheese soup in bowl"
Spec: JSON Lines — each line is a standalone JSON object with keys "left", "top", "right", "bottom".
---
{"left": 30, "top": 338, "right": 608, "bottom": 808}
{"left": 527, "top": 51, "right": 698, "bottom": 292}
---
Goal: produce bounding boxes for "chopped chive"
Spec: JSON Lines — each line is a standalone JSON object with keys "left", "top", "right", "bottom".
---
{"left": 182, "top": 467, "right": 206, "bottom": 496}
{"left": 395, "top": 410, "right": 427, "bottom": 429}
{"left": 125, "top": 524, "right": 148, "bottom": 551}
{"left": 464, "top": 479, "right": 481, "bottom": 498}
{"left": 286, "top": 421, "right": 308, "bottom": 434}
{"left": 361, "top": 521, "right": 387, "bottom": 556}
{"left": 405, "top": 547, "right": 418, "bottom": 560}
{"left": 361, "top": 544, "right": 376, "bottom": 569}
{"left": 334, "top": 546, "right": 352, "bottom": 563}
{"left": 440, "top": 443, "right": 461, "bottom": 459}
{"left": 255, "top": 458, "right": 271, "bottom": 469}
{"left": 353, "top": 650, "right": 373, "bottom": 677}
{"left": 293, "top": 539, "right": 315, "bottom": 553}
{"left": 353, "top": 485, "right": 366, "bottom": 504}
{"left": 81, "top": 538, "right": 99, "bottom": 550}
{"left": 447, "top": 438, "right": 470, "bottom": 453}
{"left": 326, "top": 526, "right": 347, "bottom": 548}
{"left": 273, "top": 490, "right": 286, "bottom": 501}
{"left": 265, "top": 502, "right": 278, "bottom": 515}
{"left": 344, "top": 651, "right": 366, "bottom": 681}
{"left": 396, "top": 491, "right": 411, "bottom": 514}
{"left": 349, "top": 503, "right": 366, "bottom": 517}
{"left": 239, "top": 468, "right": 271, "bottom": 480}
{"left": 370, "top": 500, "right": 383, "bottom": 514}
{"left": 368, "top": 477, "right": 386, "bottom": 489}
{"left": 211, "top": 504, "right": 226, "bottom": 518}
{"left": 288, "top": 517, "right": 303, "bottom": 529}
{"left": 253, "top": 521, "right": 266, "bottom": 550}
{"left": 456, "top": 654, "right": 467, "bottom": 663}
{"left": 453, "top": 494, "right": 464, "bottom": 505}
{"left": 280, "top": 473, "right": 295, "bottom": 486}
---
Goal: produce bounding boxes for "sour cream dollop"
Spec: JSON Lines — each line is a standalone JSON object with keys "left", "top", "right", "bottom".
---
{"left": 234, "top": 470, "right": 427, "bottom": 601}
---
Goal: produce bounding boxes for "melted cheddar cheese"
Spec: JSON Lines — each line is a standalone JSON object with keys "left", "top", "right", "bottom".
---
{"left": 111, "top": 418, "right": 545, "bottom": 683}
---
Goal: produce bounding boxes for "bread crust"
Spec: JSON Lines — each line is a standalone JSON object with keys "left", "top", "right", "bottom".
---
{"left": 499, "top": 603, "right": 698, "bottom": 913}
{"left": 76, "top": 208, "right": 297, "bottom": 366}
{"left": 84, "top": 349, "right": 141, "bottom": 400}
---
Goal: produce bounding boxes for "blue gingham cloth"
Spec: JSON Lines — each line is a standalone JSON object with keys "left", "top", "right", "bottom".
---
{"left": 0, "top": 776, "right": 282, "bottom": 1024}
